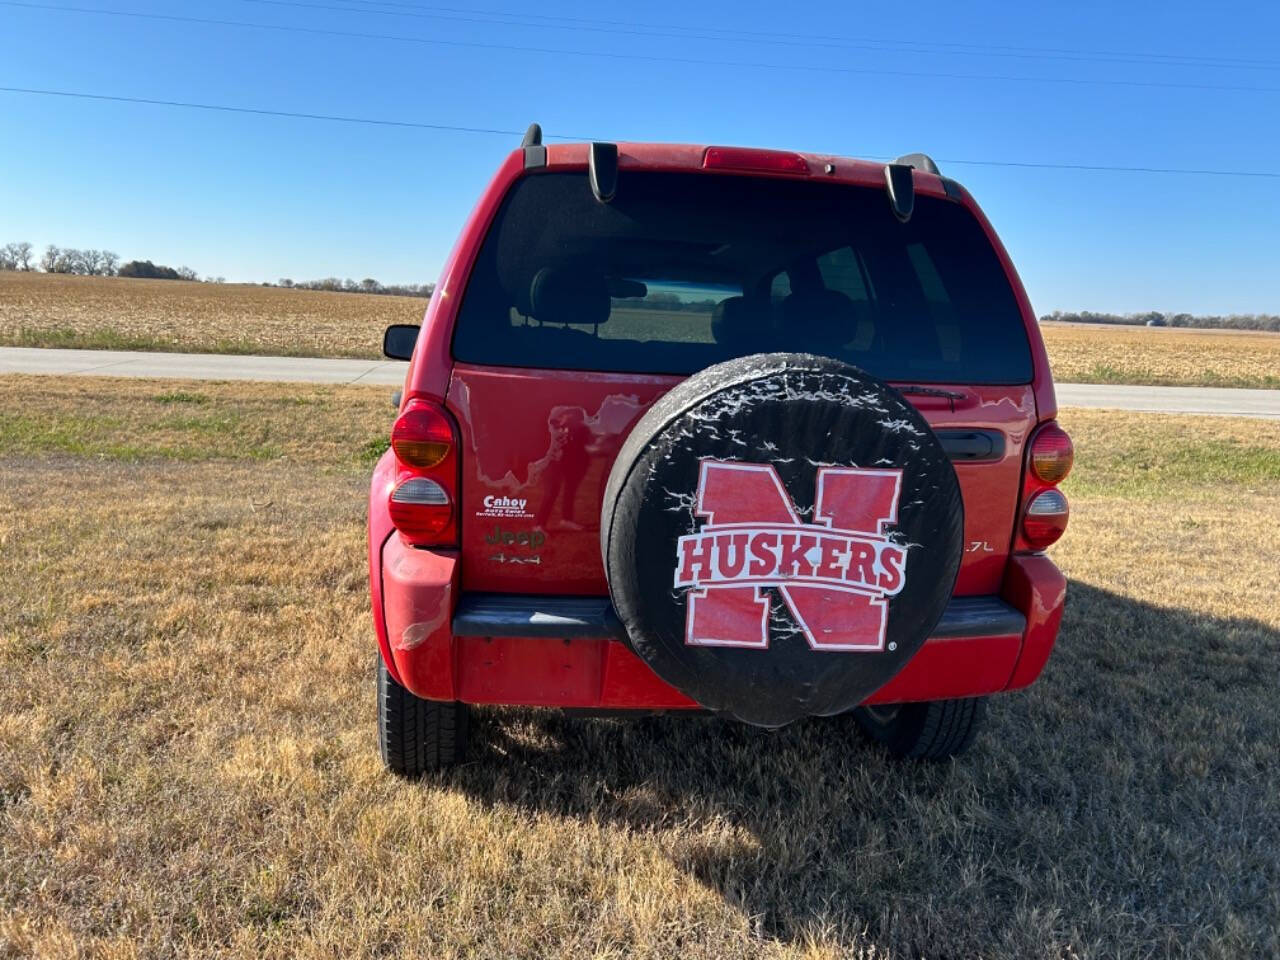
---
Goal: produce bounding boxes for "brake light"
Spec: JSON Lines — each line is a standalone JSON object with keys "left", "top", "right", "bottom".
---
{"left": 702, "top": 146, "right": 810, "bottom": 175}
{"left": 1029, "top": 422, "right": 1074, "bottom": 483}
{"left": 392, "top": 400, "right": 453, "bottom": 468}
{"left": 1016, "top": 420, "right": 1072, "bottom": 552}
{"left": 387, "top": 399, "right": 458, "bottom": 547}
{"left": 1022, "top": 488, "right": 1069, "bottom": 549}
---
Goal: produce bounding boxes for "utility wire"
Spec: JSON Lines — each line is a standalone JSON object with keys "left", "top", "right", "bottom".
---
{"left": 4, "top": 85, "right": 1280, "bottom": 179}
{"left": 0, "top": 85, "right": 589, "bottom": 137}
{"left": 322, "top": 0, "right": 1280, "bottom": 71}
{"left": 245, "top": 0, "right": 1280, "bottom": 73}
{"left": 5, "top": 1, "right": 1280, "bottom": 96}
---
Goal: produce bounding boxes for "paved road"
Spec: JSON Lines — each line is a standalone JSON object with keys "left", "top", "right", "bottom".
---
{"left": 2, "top": 346, "right": 1278, "bottom": 418}
{"left": 0, "top": 346, "right": 403, "bottom": 385}
{"left": 1055, "top": 383, "right": 1279, "bottom": 418}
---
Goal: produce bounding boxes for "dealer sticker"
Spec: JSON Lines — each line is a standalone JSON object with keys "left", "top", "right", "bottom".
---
{"left": 476, "top": 494, "right": 534, "bottom": 520}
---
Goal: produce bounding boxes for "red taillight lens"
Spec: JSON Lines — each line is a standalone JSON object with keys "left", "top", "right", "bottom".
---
{"left": 1023, "top": 488, "right": 1069, "bottom": 549}
{"left": 1030, "top": 422, "right": 1074, "bottom": 484}
{"left": 702, "top": 146, "right": 810, "bottom": 175}
{"left": 387, "top": 399, "right": 458, "bottom": 547}
{"left": 389, "top": 477, "right": 452, "bottom": 543}
{"left": 391, "top": 400, "right": 453, "bottom": 468}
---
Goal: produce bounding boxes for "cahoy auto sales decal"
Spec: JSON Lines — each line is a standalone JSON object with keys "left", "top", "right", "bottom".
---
{"left": 476, "top": 494, "right": 533, "bottom": 519}
{"left": 674, "top": 460, "right": 907, "bottom": 651}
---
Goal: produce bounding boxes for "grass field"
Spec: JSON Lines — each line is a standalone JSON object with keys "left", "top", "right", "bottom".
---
{"left": 4, "top": 272, "right": 1279, "bottom": 389}
{"left": 3, "top": 383, "right": 1280, "bottom": 957}
{"left": 0, "top": 272, "right": 421, "bottom": 359}
{"left": 1038, "top": 322, "right": 1280, "bottom": 390}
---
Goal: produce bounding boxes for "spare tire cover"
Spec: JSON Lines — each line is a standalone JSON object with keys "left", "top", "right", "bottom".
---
{"left": 601, "top": 353, "right": 963, "bottom": 727}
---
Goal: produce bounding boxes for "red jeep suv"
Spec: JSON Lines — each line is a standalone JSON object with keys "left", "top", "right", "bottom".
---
{"left": 369, "top": 128, "right": 1071, "bottom": 776}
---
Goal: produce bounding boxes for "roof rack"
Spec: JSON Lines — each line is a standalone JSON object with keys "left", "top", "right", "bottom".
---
{"left": 893, "top": 153, "right": 941, "bottom": 176}
{"left": 522, "top": 122, "right": 546, "bottom": 169}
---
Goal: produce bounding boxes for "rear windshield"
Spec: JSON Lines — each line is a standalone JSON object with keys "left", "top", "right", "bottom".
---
{"left": 452, "top": 171, "right": 1032, "bottom": 383}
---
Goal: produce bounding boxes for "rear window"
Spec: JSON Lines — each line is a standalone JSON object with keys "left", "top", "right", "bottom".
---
{"left": 452, "top": 171, "right": 1032, "bottom": 383}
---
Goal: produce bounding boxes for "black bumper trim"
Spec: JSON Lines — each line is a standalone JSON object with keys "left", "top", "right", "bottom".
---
{"left": 452, "top": 593, "right": 1024, "bottom": 640}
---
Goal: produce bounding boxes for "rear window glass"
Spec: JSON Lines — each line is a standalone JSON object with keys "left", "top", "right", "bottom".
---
{"left": 452, "top": 171, "right": 1032, "bottom": 383}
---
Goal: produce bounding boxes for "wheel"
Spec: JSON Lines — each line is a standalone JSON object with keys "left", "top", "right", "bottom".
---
{"left": 377, "top": 657, "right": 469, "bottom": 776}
{"left": 853, "top": 697, "right": 986, "bottom": 760}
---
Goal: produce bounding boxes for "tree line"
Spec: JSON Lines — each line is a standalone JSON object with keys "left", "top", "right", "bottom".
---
{"left": 2, "top": 240, "right": 430, "bottom": 297}
{"left": 272, "top": 278, "right": 433, "bottom": 298}
{"left": 1041, "top": 310, "right": 1280, "bottom": 333}
{"left": 0, "top": 241, "right": 211, "bottom": 281}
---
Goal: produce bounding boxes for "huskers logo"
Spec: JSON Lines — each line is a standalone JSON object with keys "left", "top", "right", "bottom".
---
{"left": 674, "top": 460, "right": 907, "bottom": 651}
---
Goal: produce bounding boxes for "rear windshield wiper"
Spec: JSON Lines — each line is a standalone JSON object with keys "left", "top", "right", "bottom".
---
{"left": 897, "top": 385, "right": 966, "bottom": 411}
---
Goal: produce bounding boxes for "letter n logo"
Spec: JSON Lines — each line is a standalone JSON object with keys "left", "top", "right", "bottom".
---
{"left": 674, "top": 459, "right": 907, "bottom": 651}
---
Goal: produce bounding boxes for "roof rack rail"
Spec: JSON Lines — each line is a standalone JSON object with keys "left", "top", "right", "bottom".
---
{"left": 522, "top": 122, "right": 547, "bottom": 170}
{"left": 893, "top": 152, "right": 941, "bottom": 176}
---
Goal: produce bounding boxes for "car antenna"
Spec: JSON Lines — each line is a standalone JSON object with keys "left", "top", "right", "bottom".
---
{"left": 589, "top": 142, "right": 618, "bottom": 203}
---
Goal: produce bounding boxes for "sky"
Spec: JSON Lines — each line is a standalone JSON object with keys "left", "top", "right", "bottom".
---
{"left": 2, "top": 0, "right": 1279, "bottom": 315}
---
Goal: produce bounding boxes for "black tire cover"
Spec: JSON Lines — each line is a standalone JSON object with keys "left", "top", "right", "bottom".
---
{"left": 601, "top": 353, "right": 963, "bottom": 727}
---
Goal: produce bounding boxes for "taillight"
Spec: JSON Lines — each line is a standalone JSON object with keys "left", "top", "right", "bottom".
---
{"left": 1022, "top": 488, "right": 1069, "bottom": 549}
{"left": 1017, "top": 420, "right": 1072, "bottom": 552}
{"left": 702, "top": 146, "right": 810, "bottom": 175}
{"left": 391, "top": 400, "right": 453, "bottom": 468}
{"left": 387, "top": 399, "right": 458, "bottom": 547}
{"left": 389, "top": 477, "right": 452, "bottom": 541}
{"left": 1029, "top": 422, "right": 1074, "bottom": 483}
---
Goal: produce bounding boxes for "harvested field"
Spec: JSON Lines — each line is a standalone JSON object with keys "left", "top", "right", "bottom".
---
{"left": 0, "top": 272, "right": 421, "bottom": 359}
{"left": 1040, "top": 321, "right": 1279, "bottom": 389}
{"left": 2, "top": 378, "right": 1279, "bottom": 958}
{"left": 5, "top": 272, "right": 1279, "bottom": 389}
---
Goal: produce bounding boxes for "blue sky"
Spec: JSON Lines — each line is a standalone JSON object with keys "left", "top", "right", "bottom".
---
{"left": 2, "top": 0, "right": 1278, "bottom": 314}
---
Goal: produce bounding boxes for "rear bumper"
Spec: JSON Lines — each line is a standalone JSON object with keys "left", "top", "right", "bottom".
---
{"left": 376, "top": 535, "right": 1066, "bottom": 709}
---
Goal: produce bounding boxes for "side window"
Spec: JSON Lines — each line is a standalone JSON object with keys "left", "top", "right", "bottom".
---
{"left": 906, "top": 243, "right": 961, "bottom": 363}
{"left": 604, "top": 281, "right": 737, "bottom": 345}
{"left": 816, "top": 247, "right": 871, "bottom": 302}
{"left": 770, "top": 271, "right": 791, "bottom": 303}
{"left": 815, "top": 247, "right": 876, "bottom": 353}
{"left": 508, "top": 279, "right": 737, "bottom": 346}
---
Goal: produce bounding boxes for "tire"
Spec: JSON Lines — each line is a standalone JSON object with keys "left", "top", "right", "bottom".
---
{"left": 853, "top": 697, "right": 986, "bottom": 760}
{"left": 601, "top": 353, "right": 963, "bottom": 728}
{"left": 377, "top": 657, "right": 468, "bottom": 776}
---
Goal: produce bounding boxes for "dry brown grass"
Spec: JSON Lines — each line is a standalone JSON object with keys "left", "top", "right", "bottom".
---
{"left": 0, "top": 376, "right": 395, "bottom": 466}
{"left": 0, "top": 272, "right": 421, "bottom": 359}
{"left": 2, "top": 378, "right": 1279, "bottom": 958}
{"left": 1040, "top": 322, "right": 1280, "bottom": 389}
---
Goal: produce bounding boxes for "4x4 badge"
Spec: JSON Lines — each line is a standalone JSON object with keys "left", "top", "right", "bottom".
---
{"left": 674, "top": 459, "right": 907, "bottom": 651}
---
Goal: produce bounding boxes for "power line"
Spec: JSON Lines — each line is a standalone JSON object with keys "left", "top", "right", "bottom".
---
{"left": 6, "top": 1, "right": 1280, "bottom": 96}
{"left": 4, "top": 85, "right": 1280, "bottom": 179}
{"left": 247, "top": 0, "right": 1280, "bottom": 73}
{"left": 0, "top": 85, "right": 589, "bottom": 137}
{"left": 934, "top": 156, "right": 1280, "bottom": 179}
{"left": 321, "top": 0, "right": 1280, "bottom": 71}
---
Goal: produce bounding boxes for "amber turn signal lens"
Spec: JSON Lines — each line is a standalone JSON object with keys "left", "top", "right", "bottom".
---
{"left": 391, "top": 401, "right": 454, "bottom": 468}
{"left": 1030, "top": 422, "right": 1074, "bottom": 484}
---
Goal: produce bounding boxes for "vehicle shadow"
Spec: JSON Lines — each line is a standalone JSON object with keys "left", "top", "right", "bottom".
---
{"left": 442, "top": 579, "right": 1280, "bottom": 955}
